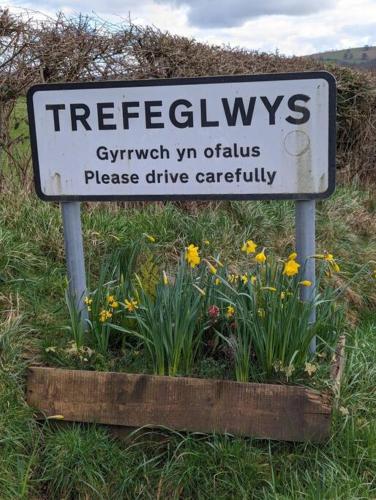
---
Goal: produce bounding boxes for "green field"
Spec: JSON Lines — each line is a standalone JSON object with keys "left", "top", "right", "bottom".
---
{"left": 310, "top": 45, "right": 376, "bottom": 69}
{"left": 1, "top": 102, "right": 376, "bottom": 498}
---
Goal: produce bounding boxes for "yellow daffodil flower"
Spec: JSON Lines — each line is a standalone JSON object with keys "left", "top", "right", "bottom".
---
{"left": 288, "top": 252, "right": 298, "bottom": 261}
{"left": 144, "top": 234, "right": 156, "bottom": 242}
{"left": 251, "top": 276, "right": 257, "bottom": 285}
{"left": 304, "top": 362, "right": 317, "bottom": 376}
{"left": 241, "top": 239, "right": 257, "bottom": 255}
{"left": 332, "top": 262, "right": 340, "bottom": 273}
{"left": 241, "top": 274, "right": 248, "bottom": 284}
{"left": 283, "top": 259, "right": 300, "bottom": 277}
{"left": 228, "top": 274, "right": 238, "bottom": 284}
{"left": 124, "top": 298, "right": 138, "bottom": 312}
{"left": 185, "top": 244, "right": 201, "bottom": 268}
{"left": 207, "top": 262, "right": 217, "bottom": 274}
{"left": 214, "top": 278, "right": 221, "bottom": 286}
{"left": 257, "top": 308, "right": 266, "bottom": 318}
{"left": 283, "top": 365, "right": 295, "bottom": 378}
{"left": 315, "top": 252, "right": 340, "bottom": 272}
{"left": 163, "top": 271, "right": 169, "bottom": 285}
{"left": 299, "top": 280, "right": 312, "bottom": 287}
{"left": 226, "top": 305, "right": 235, "bottom": 318}
{"left": 193, "top": 284, "right": 206, "bottom": 296}
{"left": 45, "top": 346, "right": 57, "bottom": 353}
{"left": 99, "top": 309, "right": 112, "bottom": 322}
{"left": 339, "top": 406, "right": 349, "bottom": 416}
{"left": 84, "top": 296, "right": 93, "bottom": 305}
{"left": 255, "top": 249, "right": 266, "bottom": 264}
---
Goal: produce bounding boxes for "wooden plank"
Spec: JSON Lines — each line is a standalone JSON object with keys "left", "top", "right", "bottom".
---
{"left": 26, "top": 367, "right": 332, "bottom": 442}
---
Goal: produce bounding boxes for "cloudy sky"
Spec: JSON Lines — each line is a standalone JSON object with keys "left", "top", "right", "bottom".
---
{"left": 6, "top": 0, "right": 376, "bottom": 55}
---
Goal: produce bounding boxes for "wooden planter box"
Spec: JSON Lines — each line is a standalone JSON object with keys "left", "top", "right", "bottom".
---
{"left": 26, "top": 337, "right": 345, "bottom": 442}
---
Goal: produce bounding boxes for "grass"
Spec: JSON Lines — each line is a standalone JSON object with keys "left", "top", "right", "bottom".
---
{"left": 0, "top": 171, "right": 375, "bottom": 497}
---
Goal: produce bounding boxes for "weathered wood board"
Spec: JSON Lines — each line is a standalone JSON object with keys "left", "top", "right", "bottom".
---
{"left": 26, "top": 367, "right": 332, "bottom": 442}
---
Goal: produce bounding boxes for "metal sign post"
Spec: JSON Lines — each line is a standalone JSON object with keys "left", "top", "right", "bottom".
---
{"left": 296, "top": 199, "right": 316, "bottom": 353}
{"left": 61, "top": 201, "right": 88, "bottom": 322}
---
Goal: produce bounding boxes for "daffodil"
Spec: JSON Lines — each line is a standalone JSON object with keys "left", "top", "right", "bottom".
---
{"left": 241, "top": 239, "right": 257, "bottom": 255}
{"left": 84, "top": 296, "right": 93, "bottom": 305}
{"left": 283, "top": 259, "right": 300, "bottom": 277}
{"left": 299, "top": 280, "right": 312, "bottom": 287}
{"left": 99, "top": 309, "right": 112, "bottom": 322}
{"left": 315, "top": 252, "right": 340, "bottom": 272}
{"left": 207, "top": 262, "right": 217, "bottom": 275}
{"left": 226, "top": 305, "right": 235, "bottom": 318}
{"left": 193, "top": 284, "right": 206, "bottom": 296}
{"left": 185, "top": 244, "right": 201, "bottom": 268}
{"left": 107, "top": 295, "right": 119, "bottom": 308}
{"left": 283, "top": 365, "right": 295, "bottom": 378}
{"left": 332, "top": 261, "right": 340, "bottom": 273}
{"left": 124, "top": 298, "right": 138, "bottom": 312}
{"left": 144, "top": 234, "right": 156, "bottom": 242}
{"left": 214, "top": 278, "right": 221, "bottom": 286}
{"left": 163, "top": 270, "right": 169, "bottom": 285}
{"left": 257, "top": 308, "right": 266, "bottom": 318}
{"left": 45, "top": 346, "right": 57, "bottom": 353}
{"left": 280, "top": 291, "right": 286, "bottom": 300}
{"left": 241, "top": 274, "right": 248, "bottom": 284}
{"left": 273, "top": 360, "right": 283, "bottom": 372}
{"left": 304, "top": 362, "right": 317, "bottom": 376}
{"left": 228, "top": 274, "right": 238, "bottom": 284}
{"left": 339, "top": 406, "right": 349, "bottom": 416}
{"left": 288, "top": 252, "right": 298, "bottom": 261}
{"left": 255, "top": 249, "right": 266, "bottom": 264}
{"left": 250, "top": 276, "right": 257, "bottom": 285}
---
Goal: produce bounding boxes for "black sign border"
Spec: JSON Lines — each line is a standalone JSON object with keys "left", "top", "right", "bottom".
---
{"left": 27, "top": 71, "right": 336, "bottom": 202}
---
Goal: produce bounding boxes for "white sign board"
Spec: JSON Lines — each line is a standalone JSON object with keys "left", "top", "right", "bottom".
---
{"left": 27, "top": 72, "right": 336, "bottom": 201}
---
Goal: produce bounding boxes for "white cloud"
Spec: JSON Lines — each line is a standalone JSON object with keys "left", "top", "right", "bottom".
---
{"left": 155, "top": 0, "right": 335, "bottom": 28}
{"left": 4, "top": 0, "right": 376, "bottom": 55}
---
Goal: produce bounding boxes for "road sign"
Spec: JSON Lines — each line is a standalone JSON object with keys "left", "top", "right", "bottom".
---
{"left": 27, "top": 72, "right": 336, "bottom": 201}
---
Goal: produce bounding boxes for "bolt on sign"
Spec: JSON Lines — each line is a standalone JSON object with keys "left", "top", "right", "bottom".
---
{"left": 27, "top": 72, "right": 336, "bottom": 201}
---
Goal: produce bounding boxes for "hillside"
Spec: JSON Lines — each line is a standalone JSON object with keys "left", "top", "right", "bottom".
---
{"left": 310, "top": 45, "right": 376, "bottom": 69}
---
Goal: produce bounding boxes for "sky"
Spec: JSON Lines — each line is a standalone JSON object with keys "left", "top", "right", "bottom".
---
{"left": 5, "top": 0, "right": 376, "bottom": 55}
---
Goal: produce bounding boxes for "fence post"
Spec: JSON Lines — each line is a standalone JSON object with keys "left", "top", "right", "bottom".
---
{"left": 61, "top": 201, "right": 88, "bottom": 322}
{"left": 295, "top": 199, "right": 316, "bottom": 353}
